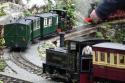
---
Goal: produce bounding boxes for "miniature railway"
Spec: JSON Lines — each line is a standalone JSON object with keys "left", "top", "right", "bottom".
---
{"left": 10, "top": 52, "right": 43, "bottom": 76}
{"left": 9, "top": 26, "right": 96, "bottom": 76}
{"left": 0, "top": 73, "right": 31, "bottom": 83}
{"left": 2, "top": 25, "right": 97, "bottom": 83}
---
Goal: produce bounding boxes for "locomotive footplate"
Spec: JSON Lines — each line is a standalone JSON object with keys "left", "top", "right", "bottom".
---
{"left": 43, "top": 63, "right": 78, "bottom": 82}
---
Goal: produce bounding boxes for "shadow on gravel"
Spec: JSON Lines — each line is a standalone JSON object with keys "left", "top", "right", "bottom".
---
{"left": 8, "top": 47, "right": 28, "bottom": 53}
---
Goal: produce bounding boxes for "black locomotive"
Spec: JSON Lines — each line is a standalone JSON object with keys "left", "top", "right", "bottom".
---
{"left": 43, "top": 33, "right": 110, "bottom": 83}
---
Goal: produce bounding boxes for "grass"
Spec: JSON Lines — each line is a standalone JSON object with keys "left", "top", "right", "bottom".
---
{"left": 0, "top": 80, "right": 3, "bottom": 83}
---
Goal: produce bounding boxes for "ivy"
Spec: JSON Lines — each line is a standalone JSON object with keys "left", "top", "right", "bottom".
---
{"left": 23, "top": 10, "right": 32, "bottom": 16}
{"left": 0, "top": 81, "right": 3, "bottom": 83}
{"left": 0, "top": 59, "right": 6, "bottom": 72}
{"left": 96, "top": 19, "right": 125, "bottom": 43}
{"left": 0, "top": 7, "right": 6, "bottom": 16}
{"left": 64, "top": 0, "right": 76, "bottom": 26}
{"left": 56, "top": 0, "right": 76, "bottom": 27}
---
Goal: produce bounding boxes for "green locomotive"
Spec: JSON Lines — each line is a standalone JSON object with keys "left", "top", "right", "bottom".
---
{"left": 50, "top": 9, "right": 68, "bottom": 31}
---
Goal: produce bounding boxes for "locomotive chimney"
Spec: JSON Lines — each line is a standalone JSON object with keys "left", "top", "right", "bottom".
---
{"left": 59, "top": 32, "right": 65, "bottom": 47}
{"left": 90, "top": 3, "right": 95, "bottom": 9}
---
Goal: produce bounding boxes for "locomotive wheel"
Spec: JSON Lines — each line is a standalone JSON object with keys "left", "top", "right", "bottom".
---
{"left": 65, "top": 73, "right": 72, "bottom": 83}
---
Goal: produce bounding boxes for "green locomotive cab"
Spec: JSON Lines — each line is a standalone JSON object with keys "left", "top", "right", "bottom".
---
{"left": 35, "top": 13, "right": 58, "bottom": 38}
{"left": 25, "top": 16, "right": 41, "bottom": 42}
{"left": 4, "top": 19, "right": 32, "bottom": 48}
{"left": 50, "top": 9, "right": 67, "bottom": 31}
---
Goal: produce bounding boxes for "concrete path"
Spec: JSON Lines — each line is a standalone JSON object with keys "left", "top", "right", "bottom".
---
{"left": 22, "top": 42, "right": 44, "bottom": 68}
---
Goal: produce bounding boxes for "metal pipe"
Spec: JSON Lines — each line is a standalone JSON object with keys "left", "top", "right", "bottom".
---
{"left": 59, "top": 32, "right": 65, "bottom": 47}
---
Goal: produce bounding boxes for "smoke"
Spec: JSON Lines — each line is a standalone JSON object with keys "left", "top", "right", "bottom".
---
{"left": 74, "top": 0, "right": 99, "bottom": 26}
{"left": 74, "top": 0, "right": 92, "bottom": 25}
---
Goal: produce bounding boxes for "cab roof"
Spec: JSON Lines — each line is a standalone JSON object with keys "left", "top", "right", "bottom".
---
{"left": 50, "top": 9, "right": 67, "bottom": 12}
{"left": 69, "top": 37, "right": 109, "bottom": 43}
{"left": 35, "top": 13, "right": 57, "bottom": 18}
{"left": 25, "top": 16, "right": 40, "bottom": 20}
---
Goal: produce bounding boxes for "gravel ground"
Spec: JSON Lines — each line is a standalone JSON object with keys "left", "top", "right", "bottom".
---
{"left": 3, "top": 49, "right": 61, "bottom": 83}
{"left": 22, "top": 42, "right": 44, "bottom": 68}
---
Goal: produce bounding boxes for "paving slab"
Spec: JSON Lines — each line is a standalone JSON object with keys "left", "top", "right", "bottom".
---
{"left": 22, "top": 42, "right": 45, "bottom": 68}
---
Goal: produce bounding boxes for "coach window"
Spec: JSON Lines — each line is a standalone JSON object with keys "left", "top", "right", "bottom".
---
{"left": 95, "top": 51, "right": 98, "bottom": 61}
{"left": 34, "top": 20, "right": 37, "bottom": 30}
{"left": 107, "top": 53, "right": 110, "bottom": 63}
{"left": 48, "top": 17, "right": 52, "bottom": 26}
{"left": 119, "top": 54, "right": 125, "bottom": 65}
{"left": 114, "top": 53, "right": 117, "bottom": 64}
{"left": 44, "top": 18, "right": 48, "bottom": 27}
{"left": 37, "top": 19, "right": 40, "bottom": 29}
{"left": 56, "top": 16, "right": 58, "bottom": 25}
{"left": 29, "top": 25, "right": 32, "bottom": 34}
{"left": 70, "top": 42, "right": 76, "bottom": 50}
{"left": 100, "top": 52, "right": 105, "bottom": 62}
{"left": 33, "top": 21, "right": 36, "bottom": 30}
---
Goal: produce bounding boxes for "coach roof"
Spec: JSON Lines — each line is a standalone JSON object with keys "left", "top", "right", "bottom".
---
{"left": 93, "top": 42, "right": 125, "bottom": 51}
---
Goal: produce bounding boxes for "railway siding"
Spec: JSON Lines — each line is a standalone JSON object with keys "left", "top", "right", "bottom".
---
{"left": 45, "top": 26, "right": 97, "bottom": 42}
{"left": 11, "top": 52, "right": 43, "bottom": 76}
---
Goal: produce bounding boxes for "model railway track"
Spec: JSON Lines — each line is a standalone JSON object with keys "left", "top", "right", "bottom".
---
{"left": 11, "top": 52, "right": 43, "bottom": 76}
{"left": 6, "top": 26, "right": 96, "bottom": 82}
{"left": 0, "top": 73, "right": 31, "bottom": 83}
{"left": 45, "top": 26, "right": 97, "bottom": 42}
